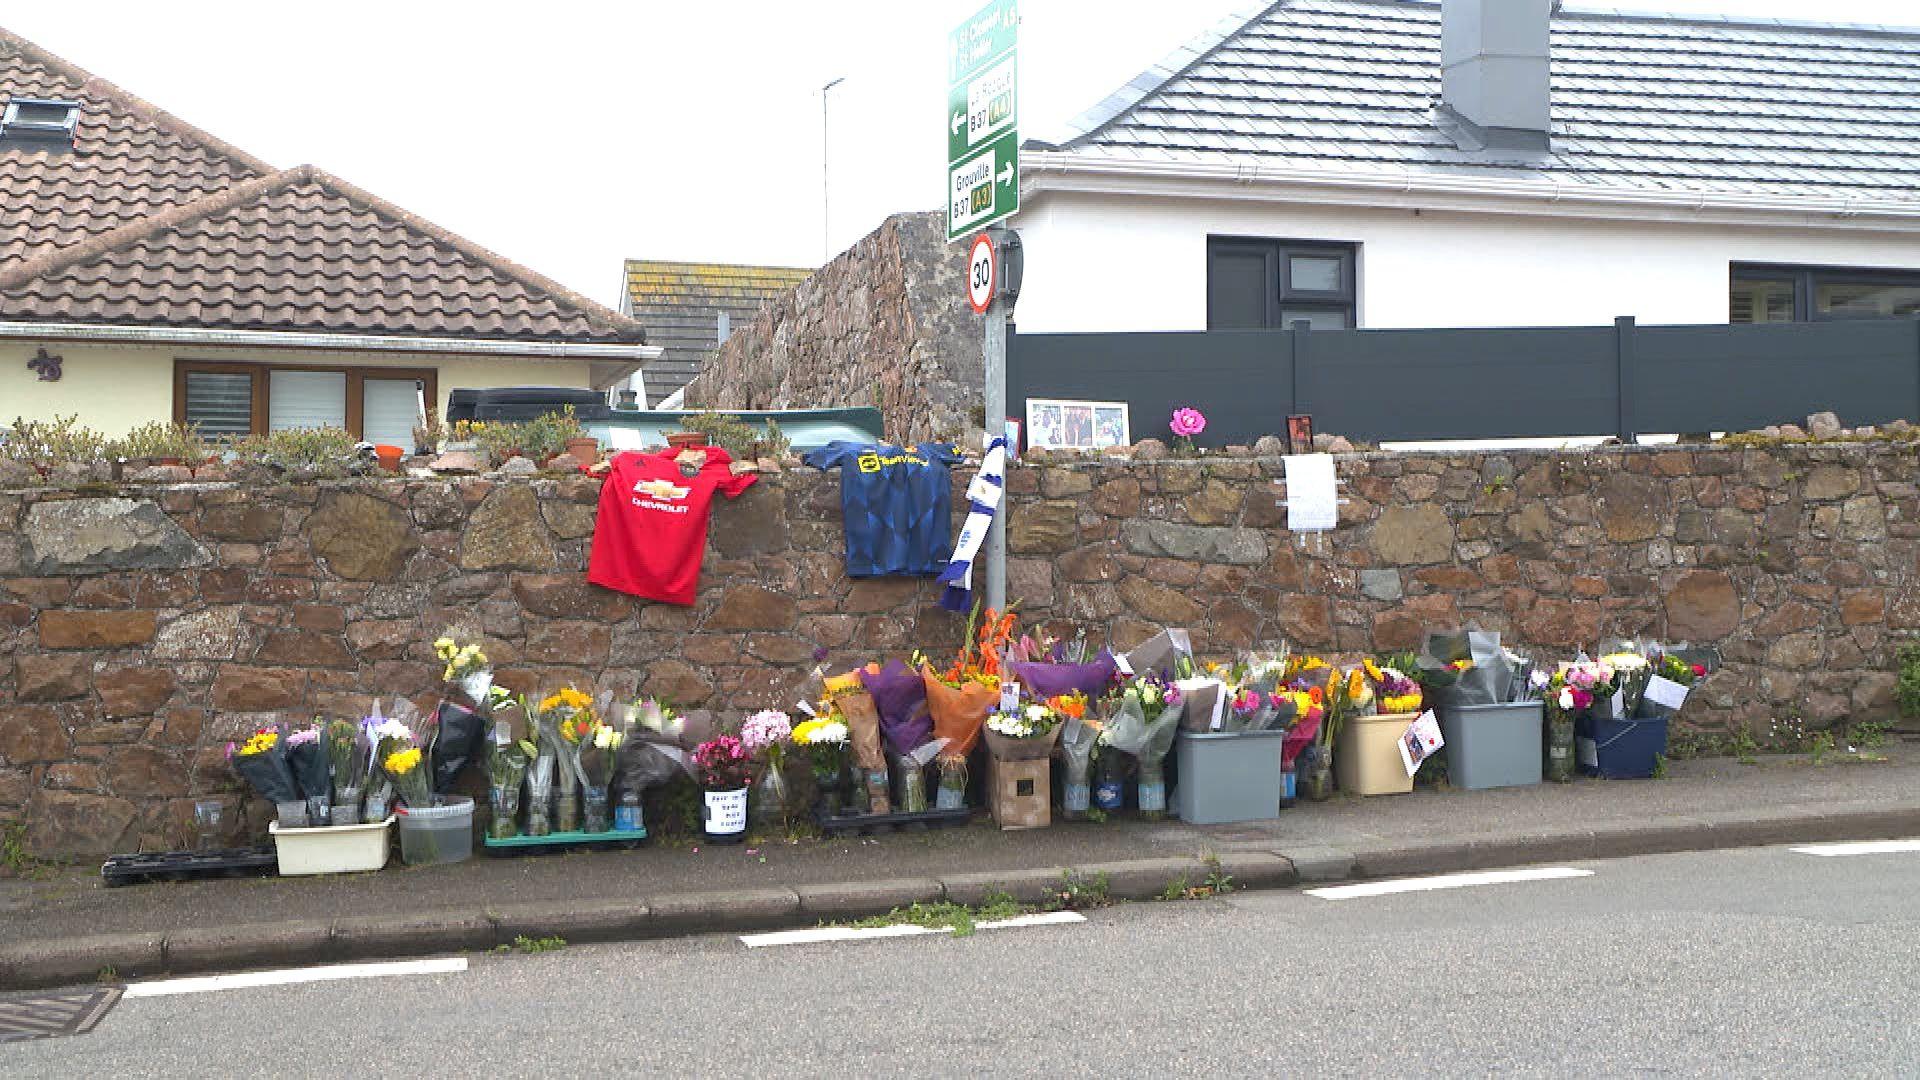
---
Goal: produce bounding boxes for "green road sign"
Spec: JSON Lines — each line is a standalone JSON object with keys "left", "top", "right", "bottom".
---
{"left": 947, "top": 130, "right": 1018, "bottom": 241}
{"left": 948, "top": 0, "right": 1016, "bottom": 84}
{"left": 946, "top": 0, "right": 1018, "bottom": 242}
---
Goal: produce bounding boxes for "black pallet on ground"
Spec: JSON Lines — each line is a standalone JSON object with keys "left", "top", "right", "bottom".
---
{"left": 100, "top": 847, "right": 278, "bottom": 887}
{"left": 814, "top": 806, "right": 974, "bottom": 836}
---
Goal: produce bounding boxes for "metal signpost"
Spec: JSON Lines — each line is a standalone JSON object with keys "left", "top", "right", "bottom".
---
{"left": 947, "top": 0, "right": 1018, "bottom": 612}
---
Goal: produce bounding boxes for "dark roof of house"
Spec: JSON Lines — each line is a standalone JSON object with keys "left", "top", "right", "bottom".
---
{"left": 1038, "top": 0, "right": 1920, "bottom": 203}
{"left": 622, "top": 260, "right": 812, "bottom": 405}
{"left": 0, "top": 27, "right": 646, "bottom": 344}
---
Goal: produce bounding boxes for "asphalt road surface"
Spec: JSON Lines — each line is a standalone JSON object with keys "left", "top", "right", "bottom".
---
{"left": 7, "top": 841, "right": 1919, "bottom": 1077}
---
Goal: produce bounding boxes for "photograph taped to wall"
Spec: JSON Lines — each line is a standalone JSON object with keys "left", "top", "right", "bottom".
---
{"left": 1027, "top": 398, "right": 1130, "bottom": 451}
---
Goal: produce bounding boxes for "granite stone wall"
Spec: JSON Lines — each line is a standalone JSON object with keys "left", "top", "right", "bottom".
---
{"left": 685, "top": 211, "right": 981, "bottom": 444}
{"left": 2, "top": 440, "right": 1914, "bottom": 855}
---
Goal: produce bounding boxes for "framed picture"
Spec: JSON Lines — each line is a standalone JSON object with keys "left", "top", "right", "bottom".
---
{"left": 1287, "top": 413, "right": 1315, "bottom": 454}
{"left": 1026, "top": 398, "right": 1130, "bottom": 451}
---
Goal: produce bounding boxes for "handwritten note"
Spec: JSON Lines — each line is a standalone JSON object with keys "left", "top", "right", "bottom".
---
{"left": 1644, "top": 675, "right": 1690, "bottom": 710}
{"left": 1284, "top": 454, "right": 1338, "bottom": 532}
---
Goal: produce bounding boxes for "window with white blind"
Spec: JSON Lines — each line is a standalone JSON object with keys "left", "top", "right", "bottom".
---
{"left": 1732, "top": 264, "right": 1920, "bottom": 323}
{"left": 362, "top": 378, "right": 422, "bottom": 448}
{"left": 175, "top": 360, "right": 437, "bottom": 441}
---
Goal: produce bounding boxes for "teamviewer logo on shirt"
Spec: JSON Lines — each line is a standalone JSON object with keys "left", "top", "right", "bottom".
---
{"left": 632, "top": 478, "right": 692, "bottom": 514}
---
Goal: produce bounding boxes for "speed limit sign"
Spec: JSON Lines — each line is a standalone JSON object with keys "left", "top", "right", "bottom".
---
{"left": 966, "top": 233, "right": 996, "bottom": 314}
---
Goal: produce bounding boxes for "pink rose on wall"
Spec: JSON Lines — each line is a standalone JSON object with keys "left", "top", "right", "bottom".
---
{"left": 1170, "top": 406, "right": 1206, "bottom": 454}
{"left": 1169, "top": 408, "right": 1206, "bottom": 437}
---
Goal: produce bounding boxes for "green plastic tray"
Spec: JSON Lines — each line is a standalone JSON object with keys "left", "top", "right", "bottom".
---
{"left": 482, "top": 827, "right": 648, "bottom": 855}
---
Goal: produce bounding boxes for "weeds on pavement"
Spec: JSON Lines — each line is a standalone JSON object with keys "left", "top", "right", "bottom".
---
{"left": 496, "top": 935, "right": 567, "bottom": 955}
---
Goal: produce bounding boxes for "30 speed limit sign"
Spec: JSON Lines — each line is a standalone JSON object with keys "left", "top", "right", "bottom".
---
{"left": 966, "top": 232, "right": 996, "bottom": 314}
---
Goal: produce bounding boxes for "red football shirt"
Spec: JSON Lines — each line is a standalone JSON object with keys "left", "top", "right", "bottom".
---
{"left": 587, "top": 448, "right": 757, "bottom": 605}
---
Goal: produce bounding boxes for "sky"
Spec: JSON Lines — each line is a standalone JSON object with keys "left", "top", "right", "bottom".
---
{"left": 6, "top": 0, "right": 1916, "bottom": 309}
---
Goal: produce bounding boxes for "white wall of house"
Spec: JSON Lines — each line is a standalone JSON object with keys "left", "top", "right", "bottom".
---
{"left": 0, "top": 340, "right": 594, "bottom": 437}
{"left": 1010, "top": 188, "right": 1920, "bottom": 333}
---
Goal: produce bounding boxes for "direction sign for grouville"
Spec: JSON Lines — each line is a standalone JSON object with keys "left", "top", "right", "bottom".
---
{"left": 947, "top": 0, "right": 1017, "bottom": 242}
{"left": 949, "top": 130, "right": 1018, "bottom": 240}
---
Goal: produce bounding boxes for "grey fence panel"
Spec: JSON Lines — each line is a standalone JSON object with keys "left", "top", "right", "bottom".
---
{"left": 1632, "top": 320, "right": 1920, "bottom": 434}
{"left": 1007, "top": 317, "right": 1920, "bottom": 446}
{"left": 1296, "top": 326, "right": 1619, "bottom": 443}
{"left": 1005, "top": 329, "right": 1291, "bottom": 448}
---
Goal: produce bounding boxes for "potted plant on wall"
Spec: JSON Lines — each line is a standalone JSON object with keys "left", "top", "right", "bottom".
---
{"left": 693, "top": 734, "right": 752, "bottom": 843}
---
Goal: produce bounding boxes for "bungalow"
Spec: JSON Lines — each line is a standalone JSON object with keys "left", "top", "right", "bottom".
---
{"left": 1015, "top": 0, "right": 1920, "bottom": 334}
{"left": 0, "top": 27, "right": 654, "bottom": 441}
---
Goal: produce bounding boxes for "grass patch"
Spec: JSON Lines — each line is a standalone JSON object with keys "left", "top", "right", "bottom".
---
{"left": 495, "top": 935, "right": 567, "bottom": 955}
{"left": 849, "top": 890, "right": 1027, "bottom": 938}
{"left": 1, "top": 820, "right": 54, "bottom": 880}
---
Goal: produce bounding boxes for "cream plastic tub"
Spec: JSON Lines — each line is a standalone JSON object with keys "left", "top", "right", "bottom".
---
{"left": 269, "top": 815, "right": 394, "bottom": 875}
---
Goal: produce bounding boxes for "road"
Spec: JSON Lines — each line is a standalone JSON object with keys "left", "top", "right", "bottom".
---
{"left": 6, "top": 841, "right": 1919, "bottom": 1077}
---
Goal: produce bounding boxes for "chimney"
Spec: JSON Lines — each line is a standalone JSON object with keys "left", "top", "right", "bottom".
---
{"left": 1440, "top": 0, "right": 1553, "bottom": 151}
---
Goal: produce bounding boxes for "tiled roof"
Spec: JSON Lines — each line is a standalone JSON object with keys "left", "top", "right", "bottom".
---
{"left": 1041, "top": 0, "right": 1920, "bottom": 203}
{"left": 0, "top": 27, "right": 645, "bottom": 345}
{"left": 622, "top": 260, "right": 812, "bottom": 405}
{"left": 0, "top": 27, "right": 270, "bottom": 265}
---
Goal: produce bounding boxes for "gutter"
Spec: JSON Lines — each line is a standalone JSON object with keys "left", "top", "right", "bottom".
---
{"left": 0, "top": 321, "right": 662, "bottom": 362}
{"left": 1021, "top": 151, "right": 1920, "bottom": 231}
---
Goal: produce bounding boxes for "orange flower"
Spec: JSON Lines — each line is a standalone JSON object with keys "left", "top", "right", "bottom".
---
{"left": 1308, "top": 685, "right": 1325, "bottom": 705}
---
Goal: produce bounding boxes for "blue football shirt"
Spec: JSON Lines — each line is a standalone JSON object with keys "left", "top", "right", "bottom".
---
{"left": 804, "top": 441, "right": 961, "bottom": 577}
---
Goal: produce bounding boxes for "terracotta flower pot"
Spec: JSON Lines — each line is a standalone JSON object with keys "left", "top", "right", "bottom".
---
{"left": 564, "top": 436, "right": 600, "bottom": 464}
{"left": 667, "top": 432, "right": 709, "bottom": 451}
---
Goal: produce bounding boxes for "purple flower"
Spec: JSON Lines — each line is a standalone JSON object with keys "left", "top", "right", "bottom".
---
{"left": 812, "top": 646, "right": 829, "bottom": 663}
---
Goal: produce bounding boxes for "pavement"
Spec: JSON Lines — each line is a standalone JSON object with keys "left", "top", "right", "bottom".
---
{"left": 2, "top": 738, "right": 1917, "bottom": 992}
{"left": 8, "top": 842, "right": 1919, "bottom": 1075}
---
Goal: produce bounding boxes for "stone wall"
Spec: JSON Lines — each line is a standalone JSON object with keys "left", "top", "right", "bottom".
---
{"left": 3, "top": 440, "right": 1915, "bottom": 855}
{"left": 686, "top": 211, "right": 981, "bottom": 444}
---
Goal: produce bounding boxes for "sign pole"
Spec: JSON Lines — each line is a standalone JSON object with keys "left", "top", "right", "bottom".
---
{"left": 983, "top": 225, "right": 1008, "bottom": 613}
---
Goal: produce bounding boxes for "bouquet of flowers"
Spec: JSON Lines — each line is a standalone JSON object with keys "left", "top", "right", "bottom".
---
{"left": 792, "top": 714, "right": 851, "bottom": 814}
{"left": 741, "top": 709, "right": 795, "bottom": 826}
{"left": 1101, "top": 678, "right": 1184, "bottom": 817}
{"left": 1056, "top": 704, "right": 1106, "bottom": 819}
{"left": 434, "top": 632, "right": 493, "bottom": 706}
{"left": 1598, "top": 642, "right": 1653, "bottom": 717}
{"left": 575, "top": 717, "right": 625, "bottom": 833}
{"left": 693, "top": 735, "right": 752, "bottom": 791}
{"left": 284, "top": 723, "right": 331, "bottom": 806}
{"left": 326, "top": 718, "right": 370, "bottom": 824}
{"left": 985, "top": 693, "right": 1072, "bottom": 761}
{"left": 537, "top": 686, "right": 594, "bottom": 832}
{"left": 381, "top": 741, "right": 432, "bottom": 809}
{"left": 229, "top": 727, "right": 298, "bottom": 807}
{"left": 921, "top": 603, "right": 1019, "bottom": 806}
{"left": 486, "top": 716, "right": 538, "bottom": 840}
{"left": 861, "top": 658, "right": 934, "bottom": 759}
{"left": 1367, "top": 659, "right": 1425, "bottom": 716}
{"left": 1550, "top": 660, "right": 1620, "bottom": 717}
{"left": 1417, "top": 628, "right": 1516, "bottom": 705}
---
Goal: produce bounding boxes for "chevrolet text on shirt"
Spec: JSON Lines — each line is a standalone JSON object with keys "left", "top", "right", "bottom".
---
{"left": 587, "top": 447, "right": 757, "bottom": 605}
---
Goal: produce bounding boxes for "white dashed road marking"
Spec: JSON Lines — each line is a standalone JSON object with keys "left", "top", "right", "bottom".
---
{"left": 121, "top": 957, "right": 467, "bottom": 999}
{"left": 1305, "top": 867, "right": 1594, "bottom": 900}
{"left": 1790, "top": 839, "right": 1920, "bottom": 858}
{"left": 740, "top": 911, "right": 1086, "bottom": 948}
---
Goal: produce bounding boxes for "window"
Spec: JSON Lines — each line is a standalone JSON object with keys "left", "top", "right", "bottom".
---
{"left": 1731, "top": 264, "right": 1920, "bottom": 323}
{"left": 174, "top": 360, "right": 435, "bottom": 443}
{"left": 0, "top": 98, "right": 80, "bottom": 143}
{"left": 1207, "top": 237, "right": 1356, "bottom": 330}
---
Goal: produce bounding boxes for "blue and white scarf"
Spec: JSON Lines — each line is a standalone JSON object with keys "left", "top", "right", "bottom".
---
{"left": 937, "top": 433, "right": 1007, "bottom": 613}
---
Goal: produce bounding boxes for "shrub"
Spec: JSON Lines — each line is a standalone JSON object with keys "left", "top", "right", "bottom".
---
{"left": 1, "top": 414, "right": 109, "bottom": 465}
{"left": 680, "top": 411, "right": 758, "bottom": 458}
{"left": 232, "top": 427, "right": 357, "bottom": 472}
{"left": 1896, "top": 644, "right": 1920, "bottom": 721}
{"left": 110, "top": 421, "right": 211, "bottom": 462}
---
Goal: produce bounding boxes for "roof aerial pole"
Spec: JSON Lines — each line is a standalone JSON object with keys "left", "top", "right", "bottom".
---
{"left": 822, "top": 76, "right": 845, "bottom": 265}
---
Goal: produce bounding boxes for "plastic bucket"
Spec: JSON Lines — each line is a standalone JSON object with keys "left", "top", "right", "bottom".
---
{"left": 1334, "top": 711, "right": 1418, "bottom": 796}
{"left": 1577, "top": 716, "right": 1669, "bottom": 779}
{"left": 1172, "top": 730, "right": 1283, "bottom": 825}
{"left": 396, "top": 796, "right": 475, "bottom": 866}
{"left": 1438, "top": 702, "right": 1544, "bottom": 790}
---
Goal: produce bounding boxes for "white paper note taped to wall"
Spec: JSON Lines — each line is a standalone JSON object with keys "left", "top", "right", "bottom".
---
{"left": 1284, "top": 454, "right": 1338, "bottom": 532}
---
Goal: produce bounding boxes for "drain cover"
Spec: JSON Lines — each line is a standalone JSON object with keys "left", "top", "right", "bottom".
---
{"left": 0, "top": 986, "right": 122, "bottom": 1043}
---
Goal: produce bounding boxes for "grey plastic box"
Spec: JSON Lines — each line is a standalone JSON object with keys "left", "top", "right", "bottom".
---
{"left": 1438, "top": 702, "right": 1544, "bottom": 791}
{"left": 1173, "top": 730, "right": 1285, "bottom": 825}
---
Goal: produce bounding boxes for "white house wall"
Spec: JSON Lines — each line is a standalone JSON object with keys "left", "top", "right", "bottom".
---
{"left": 1010, "top": 189, "right": 1920, "bottom": 333}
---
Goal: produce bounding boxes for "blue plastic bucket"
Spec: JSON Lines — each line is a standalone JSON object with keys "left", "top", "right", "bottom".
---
{"left": 1576, "top": 715, "right": 1669, "bottom": 779}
